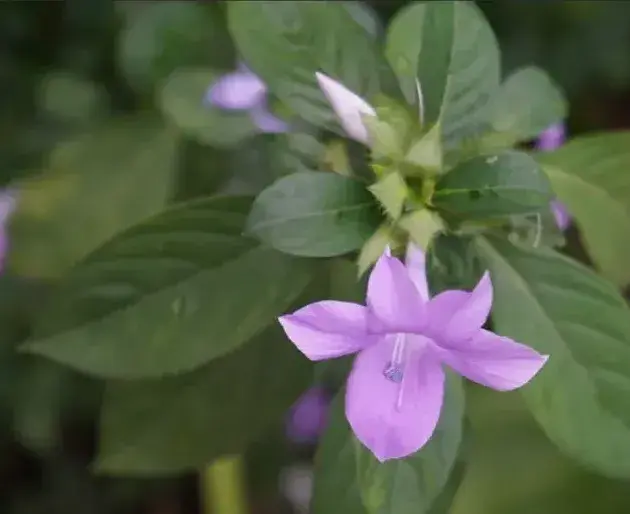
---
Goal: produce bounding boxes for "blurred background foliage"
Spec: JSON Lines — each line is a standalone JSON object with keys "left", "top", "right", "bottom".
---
{"left": 2, "top": 1, "right": 630, "bottom": 513}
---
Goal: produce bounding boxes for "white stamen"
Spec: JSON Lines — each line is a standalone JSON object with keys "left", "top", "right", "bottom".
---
{"left": 383, "top": 334, "right": 407, "bottom": 411}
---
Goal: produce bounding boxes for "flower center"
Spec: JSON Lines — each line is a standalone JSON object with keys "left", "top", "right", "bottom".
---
{"left": 383, "top": 334, "right": 408, "bottom": 411}
{"left": 383, "top": 333, "right": 406, "bottom": 383}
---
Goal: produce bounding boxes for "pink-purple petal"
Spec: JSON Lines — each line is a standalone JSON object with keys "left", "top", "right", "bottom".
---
{"left": 315, "top": 72, "right": 376, "bottom": 145}
{"left": 439, "top": 329, "right": 548, "bottom": 391}
{"left": 551, "top": 200, "right": 571, "bottom": 231}
{"left": 250, "top": 102, "right": 289, "bottom": 133}
{"left": 206, "top": 69, "right": 267, "bottom": 110}
{"left": 367, "top": 253, "right": 426, "bottom": 333}
{"left": 535, "top": 123, "right": 566, "bottom": 151}
{"left": 405, "top": 244, "right": 429, "bottom": 301}
{"left": 278, "top": 301, "right": 373, "bottom": 361}
{"left": 428, "top": 272, "right": 493, "bottom": 344}
{"left": 345, "top": 336, "right": 445, "bottom": 461}
{"left": 426, "top": 290, "right": 469, "bottom": 338}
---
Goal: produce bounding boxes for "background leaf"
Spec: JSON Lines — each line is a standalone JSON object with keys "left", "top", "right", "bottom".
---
{"left": 96, "top": 323, "right": 311, "bottom": 475}
{"left": 247, "top": 171, "right": 383, "bottom": 257}
{"left": 478, "top": 236, "right": 630, "bottom": 479}
{"left": 537, "top": 132, "right": 630, "bottom": 286}
{"left": 311, "top": 393, "right": 367, "bottom": 514}
{"left": 486, "top": 66, "right": 568, "bottom": 144}
{"left": 117, "top": 2, "right": 234, "bottom": 96}
{"left": 8, "top": 115, "right": 178, "bottom": 278}
{"left": 22, "top": 196, "right": 317, "bottom": 379}
{"left": 343, "top": 1, "right": 382, "bottom": 39}
{"left": 385, "top": 1, "right": 500, "bottom": 142}
{"left": 426, "top": 233, "right": 484, "bottom": 294}
{"left": 159, "top": 68, "right": 258, "bottom": 148}
{"left": 433, "top": 150, "right": 553, "bottom": 220}
{"left": 227, "top": 2, "right": 400, "bottom": 131}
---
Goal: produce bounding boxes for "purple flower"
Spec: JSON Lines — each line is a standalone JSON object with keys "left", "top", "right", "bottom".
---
{"left": 535, "top": 123, "right": 566, "bottom": 152}
{"left": 278, "top": 246, "right": 548, "bottom": 462}
{"left": 285, "top": 387, "right": 330, "bottom": 444}
{"left": 536, "top": 123, "right": 571, "bottom": 231}
{"left": 204, "top": 63, "right": 288, "bottom": 134}
{"left": 0, "top": 190, "right": 16, "bottom": 271}
{"left": 550, "top": 199, "right": 570, "bottom": 232}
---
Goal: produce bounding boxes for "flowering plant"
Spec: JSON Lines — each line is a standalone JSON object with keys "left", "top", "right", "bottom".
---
{"left": 8, "top": 2, "right": 630, "bottom": 513}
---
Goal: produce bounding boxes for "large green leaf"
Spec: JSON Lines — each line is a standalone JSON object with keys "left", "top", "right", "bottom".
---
{"left": 37, "top": 71, "right": 108, "bottom": 124}
{"left": 227, "top": 2, "right": 400, "bottom": 131}
{"left": 96, "top": 323, "right": 311, "bottom": 475}
{"left": 537, "top": 132, "right": 630, "bottom": 286}
{"left": 7, "top": 115, "right": 177, "bottom": 278}
{"left": 118, "top": 2, "right": 234, "bottom": 96}
{"left": 311, "top": 393, "right": 367, "bottom": 514}
{"left": 478, "top": 236, "right": 630, "bottom": 478}
{"left": 486, "top": 66, "right": 567, "bottom": 144}
{"left": 21, "top": 196, "right": 316, "bottom": 379}
{"left": 312, "top": 374, "right": 464, "bottom": 514}
{"left": 159, "top": 68, "right": 258, "bottom": 148}
{"left": 385, "top": 1, "right": 500, "bottom": 142}
{"left": 433, "top": 150, "right": 553, "bottom": 220}
{"left": 343, "top": 1, "right": 382, "bottom": 39}
{"left": 426, "top": 233, "right": 484, "bottom": 295}
{"left": 247, "top": 171, "right": 382, "bottom": 257}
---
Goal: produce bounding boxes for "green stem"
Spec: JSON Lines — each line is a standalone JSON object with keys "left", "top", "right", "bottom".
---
{"left": 201, "top": 455, "right": 248, "bottom": 514}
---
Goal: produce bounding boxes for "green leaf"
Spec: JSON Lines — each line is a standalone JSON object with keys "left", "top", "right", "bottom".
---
{"left": 272, "top": 125, "right": 327, "bottom": 176}
{"left": 426, "top": 233, "right": 484, "bottom": 295}
{"left": 118, "top": 2, "right": 234, "bottom": 96}
{"left": 368, "top": 172, "right": 408, "bottom": 220}
{"left": 159, "top": 68, "right": 258, "bottom": 148}
{"left": 433, "top": 150, "right": 553, "bottom": 220}
{"left": 399, "top": 210, "right": 443, "bottom": 251}
{"left": 425, "top": 439, "right": 469, "bottom": 514}
{"left": 247, "top": 172, "right": 382, "bottom": 257}
{"left": 173, "top": 139, "right": 232, "bottom": 201}
{"left": 311, "top": 393, "right": 366, "bottom": 514}
{"left": 506, "top": 206, "right": 566, "bottom": 249}
{"left": 477, "top": 236, "right": 630, "bottom": 479}
{"left": 21, "top": 196, "right": 316, "bottom": 379}
{"left": 486, "top": 66, "right": 567, "bottom": 144}
{"left": 385, "top": 1, "right": 500, "bottom": 142}
{"left": 37, "top": 71, "right": 108, "bottom": 123}
{"left": 404, "top": 123, "right": 443, "bottom": 175}
{"left": 343, "top": 1, "right": 382, "bottom": 39}
{"left": 96, "top": 323, "right": 311, "bottom": 475}
{"left": 8, "top": 115, "right": 178, "bottom": 279}
{"left": 312, "top": 374, "right": 464, "bottom": 514}
{"left": 227, "top": 2, "right": 400, "bottom": 130}
{"left": 357, "top": 224, "right": 396, "bottom": 277}
{"left": 413, "top": 2, "right": 455, "bottom": 126}
{"left": 537, "top": 132, "right": 630, "bottom": 286}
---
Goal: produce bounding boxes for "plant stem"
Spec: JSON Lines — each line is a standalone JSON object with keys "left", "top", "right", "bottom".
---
{"left": 201, "top": 455, "right": 248, "bottom": 514}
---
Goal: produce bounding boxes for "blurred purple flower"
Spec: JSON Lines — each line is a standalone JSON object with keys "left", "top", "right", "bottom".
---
{"left": 550, "top": 200, "right": 570, "bottom": 232}
{"left": 285, "top": 387, "right": 330, "bottom": 444}
{"left": 0, "top": 190, "right": 17, "bottom": 271}
{"left": 204, "top": 63, "right": 288, "bottom": 133}
{"left": 535, "top": 122, "right": 566, "bottom": 152}
{"left": 536, "top": 123, "right": 570, "bottom": 231}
